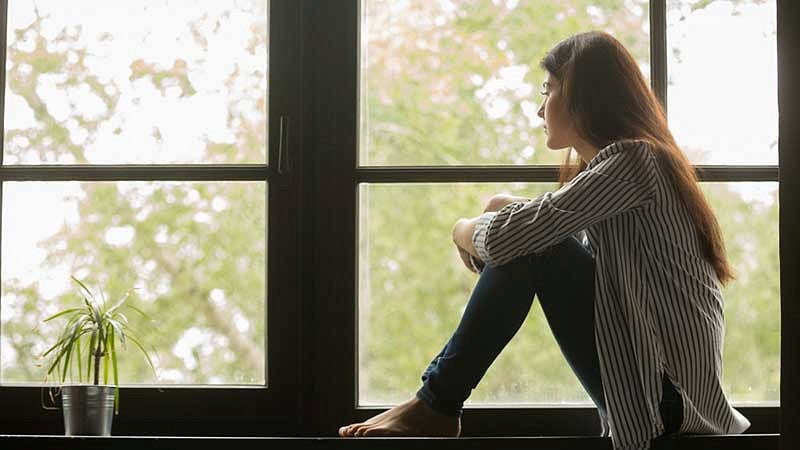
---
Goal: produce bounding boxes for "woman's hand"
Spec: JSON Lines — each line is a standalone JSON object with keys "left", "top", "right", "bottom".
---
{"left": 452, "top": 218, "right": 479, "bottom": 256}
{"left": 456, "top": 245, "right": 481, "bottom": 274}
{"left": 452, "top": 217, "right": 485, "bottom": 273}
{"left": 452, "top": 194, "right": 529, "bottom": 274}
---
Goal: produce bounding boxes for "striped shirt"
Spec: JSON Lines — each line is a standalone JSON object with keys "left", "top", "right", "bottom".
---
{"left": 471, "top": 139, "right": 751, "bottom": 450}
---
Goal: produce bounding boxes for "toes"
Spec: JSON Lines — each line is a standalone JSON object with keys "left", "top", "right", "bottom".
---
{"left": 339, "top": 424, "right": 358, "bottom": 437}
{"left": 341, "top": 421, "right": 384, "bottom": 438}
{"left": 355, "top": 423, "right": 383, "bottom": 437}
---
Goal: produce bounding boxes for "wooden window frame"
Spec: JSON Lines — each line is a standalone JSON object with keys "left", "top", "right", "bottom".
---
{"left": 0, "top": 0, "right": 305, "bottom": 436}
{"left": 0, "top": 2, "right": 796, "bottom": 450}
{"left": 308, "top": 0, "right": 796, "bottom": 447}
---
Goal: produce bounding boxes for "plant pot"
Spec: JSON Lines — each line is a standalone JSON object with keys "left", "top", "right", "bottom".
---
{"left": 61, "top": 384, "right": 115, "bottom": 436}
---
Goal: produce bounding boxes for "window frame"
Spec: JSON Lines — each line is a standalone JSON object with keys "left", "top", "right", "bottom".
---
{"left": 309, "top": 0, "right": 792, "bottom": 442}
{"left": 0, "top": 0, "right": 796, "bottom": 446}
{"left": 0, "top": 0, "right": 306, "bottom": 436}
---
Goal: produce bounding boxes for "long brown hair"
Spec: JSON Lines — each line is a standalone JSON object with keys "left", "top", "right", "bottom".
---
{"left": 539, "top": 31, "right": 734, "bottom": 285}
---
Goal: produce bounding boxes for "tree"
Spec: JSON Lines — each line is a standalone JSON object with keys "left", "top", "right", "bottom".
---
{"left": 3, "top": 1, "right": 268, "bottom": 384}
{"left": 1, "top": 0, "right": 779, "bottom": 407}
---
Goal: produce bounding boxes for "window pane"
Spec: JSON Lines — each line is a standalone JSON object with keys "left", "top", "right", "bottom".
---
{"left": 1, "top": 181, "right": 266, "bottom": 385}
{"left": 359, "top": 0, "right": 650, "bottom": 167}
{"left": 3, "top": 0, "right": 268, "bottom": 164}
{"left": 667, "top": 0, "right": 777, "bottom": 165}
{"left": 358, "top": 182, "right": 778, "bottom": 406}
{"left": 703, "top": 182, "right": 780, "bottom": 403}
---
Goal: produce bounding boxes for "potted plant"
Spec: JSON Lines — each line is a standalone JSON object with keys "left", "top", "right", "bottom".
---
{"left": 37, "top": 275, "right": 157, "bottom": 436}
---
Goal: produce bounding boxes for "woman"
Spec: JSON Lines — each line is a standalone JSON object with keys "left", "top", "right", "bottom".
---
{"left": 338, "top": 30, "right": 751, "bottom": 450}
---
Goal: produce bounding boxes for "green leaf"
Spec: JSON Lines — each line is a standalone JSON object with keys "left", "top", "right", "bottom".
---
{"left": 42, "top": 307, "right": 84, "bottom": 322}
{"left": 46, "top": 326, "right": 92, "bottom": 378}
{"left": 71, "top": 275, "right": 96, "bottom": 302}
{"left": 91, "top": 302, "right": 104, "bottom": 330}
{"left": 87, "top": 329, "right": 96, "bottom": 381}
{"left": 115, "top": 312, "right": 130, "bottom": 327}
{"left": 60, "top": 328, "right": 78, "bottom": 383}
{"left": 103, "top": 342, "right": 109, "bottom": 386}
{"left": 93, "top": 310, "right": 105, "bottom": 347}
{"left": 106, "top": 290, "right": 132, "bottom": 316}
{"left": 109, "top": 329, "right": 120, "bottom": 415}
{"left": 125, "top": 333, "right": 157, "bottom": 377}
{"left": 99, "top": 286, "right": 108, "bottom": 310}
{"left": 42, "top": 333, "right": 74, "bottom": 358}
{"left": 114, "top": 384, "right": 120, "bottom": 416}
{"left": 106, "top": 318, "right": 126, "bottom": 349}
{"left": 76, "top": 337, "right": 82, "bottom": 383}
{"left": 125, "top": 304, "right": 151, "bottom": 321}
{"left": 52, "top": 316, "right": 89, "bottom": 351}
{"left": 43, "top": 314, "right": 87, "bottom": 358}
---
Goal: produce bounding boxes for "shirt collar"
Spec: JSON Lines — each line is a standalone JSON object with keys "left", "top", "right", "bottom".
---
{"left": 586, "top": 139, "right": 650, "bottom": 169}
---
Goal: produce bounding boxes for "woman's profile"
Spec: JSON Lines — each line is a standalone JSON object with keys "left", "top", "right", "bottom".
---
{"left": 338, "top": 30, "right": 751, "bottom": 450}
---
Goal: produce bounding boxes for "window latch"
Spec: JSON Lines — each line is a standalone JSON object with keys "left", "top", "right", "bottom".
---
{"left": 278, "top": 115, "right": 291, "bottom": 176}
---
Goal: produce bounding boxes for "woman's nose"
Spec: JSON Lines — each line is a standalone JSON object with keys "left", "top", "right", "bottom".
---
{"left": 537, "top": 103, "right": 544, "bottom": 119}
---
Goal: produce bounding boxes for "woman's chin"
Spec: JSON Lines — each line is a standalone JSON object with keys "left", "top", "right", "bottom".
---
{"left": 544, "top": 136, "right": 566, "bottom": 150}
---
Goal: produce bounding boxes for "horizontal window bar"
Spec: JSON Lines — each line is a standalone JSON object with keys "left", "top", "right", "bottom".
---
{"left": 356, "top": 166, "right": 779, "bottom": 183}
{"left": 0, "top": 165, "right": 778, "bottom": 182}
{"left": 0, "top": 165, "right": 270, "bottom": 181}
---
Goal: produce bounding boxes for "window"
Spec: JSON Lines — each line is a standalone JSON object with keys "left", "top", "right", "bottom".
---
{"left": 0, "top": 0, "right": 303, "bottom": 434}
{"left": 1, "top": 0, "right": 796, "bottom": 444}
{"left": 347, "top": 0, "right": 780, "bottom": 436}
{"left": 666, "top": 0, "right": 780, "bottom": 404}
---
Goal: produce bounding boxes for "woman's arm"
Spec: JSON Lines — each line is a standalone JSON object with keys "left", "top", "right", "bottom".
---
{"left": 472, "top": 143, "right": 656, "bottom": 268}
{"left": 452, "top": 194, "right": 532, "bottom": 259}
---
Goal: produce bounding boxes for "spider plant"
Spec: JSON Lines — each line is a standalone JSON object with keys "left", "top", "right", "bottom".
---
{"left": 40, "top": 275, "right": 157, "bottom": 415}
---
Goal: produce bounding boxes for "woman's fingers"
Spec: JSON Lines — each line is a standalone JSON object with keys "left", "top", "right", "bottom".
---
{"left": 457, "top": 245, "right": 479, "bottom": 274}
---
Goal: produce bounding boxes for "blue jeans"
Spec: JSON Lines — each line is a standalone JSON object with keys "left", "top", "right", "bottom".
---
{"left": 415, "top": 235, "right": 683, "bottom": 437}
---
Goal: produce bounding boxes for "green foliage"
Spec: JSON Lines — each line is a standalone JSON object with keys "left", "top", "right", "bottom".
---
{"left": 358, "top": 0, "right": 779, "bottom": 406}
{"left": 0, "top": 0, "right": 779, "bottom": 410}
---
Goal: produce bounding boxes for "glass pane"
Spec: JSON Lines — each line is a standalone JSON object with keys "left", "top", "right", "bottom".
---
{"left": 1, "top": 181, "right": 266, "bottom": 385}
{"left": 359, "top": 0, "right": 650, "bottom": 167}
{"left": 3, "top": 0, "right": 268, "bottom": 164}
{"left": 703, "top": 182, "right": 779, "bottom": 403}
{"left": 667, "top": 0, "right": 777, "bottom": 165}
{"left": 358, "top": 182, "right": 778, "bottom": 406}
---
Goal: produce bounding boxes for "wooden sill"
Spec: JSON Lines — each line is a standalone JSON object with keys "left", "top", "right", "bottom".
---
{"left": 0, "top": 433, "right": 779, "bottom": 450}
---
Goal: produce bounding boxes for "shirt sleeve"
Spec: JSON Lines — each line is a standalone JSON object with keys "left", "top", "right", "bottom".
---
{"left": 472, "top": 143, "right": 656, "bottom": 267}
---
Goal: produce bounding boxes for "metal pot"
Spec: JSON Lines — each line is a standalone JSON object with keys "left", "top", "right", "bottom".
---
{"left": 61, "top": 384, "right": 115, "bottom": 436}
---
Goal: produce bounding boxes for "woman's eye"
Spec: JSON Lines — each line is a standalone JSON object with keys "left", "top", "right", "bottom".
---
{"left": 540, "top": 91, "right": 548, "bottom": 96}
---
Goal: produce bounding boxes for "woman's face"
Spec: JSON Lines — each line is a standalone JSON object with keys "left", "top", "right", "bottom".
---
{"left": 537, "top": 73, "right": 574, "bottom": 150}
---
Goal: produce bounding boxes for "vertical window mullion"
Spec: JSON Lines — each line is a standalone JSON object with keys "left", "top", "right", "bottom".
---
{"left": 0, "top": 0, "right": 6, "bottom": 165}
{"left": 0, "top": 1, "right": 7, "bottom": 334}
{"left": 778, "top": 0, "right": 800, "bottom": 447}
{"left": 650, "top": 0, "right": 667, "bottom": 115}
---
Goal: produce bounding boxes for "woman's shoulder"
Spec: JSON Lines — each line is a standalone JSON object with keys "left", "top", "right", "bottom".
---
{"left": 588, "top": 138, "right": 657, "bottom": 172}
{"left": 608, "top": 138, "right": 657, "bottom": 156}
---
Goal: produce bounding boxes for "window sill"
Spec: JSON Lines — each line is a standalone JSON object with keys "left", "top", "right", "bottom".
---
{"left": 0, "top": 433, "right": 779, "bottom": 450}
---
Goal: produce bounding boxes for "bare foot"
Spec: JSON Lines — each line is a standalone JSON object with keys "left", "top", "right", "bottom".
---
{"left": 338, "top": 397, "right": 461, "bottom": 437}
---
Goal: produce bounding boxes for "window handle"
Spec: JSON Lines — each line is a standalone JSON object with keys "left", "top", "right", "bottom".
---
{"left": 278, "top": 115, "right": 291, "bottom": 175}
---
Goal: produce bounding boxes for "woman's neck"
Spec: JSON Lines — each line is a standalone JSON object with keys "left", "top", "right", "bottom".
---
{"left": 573, "top": 138, "right": 601, "bottom": 163}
